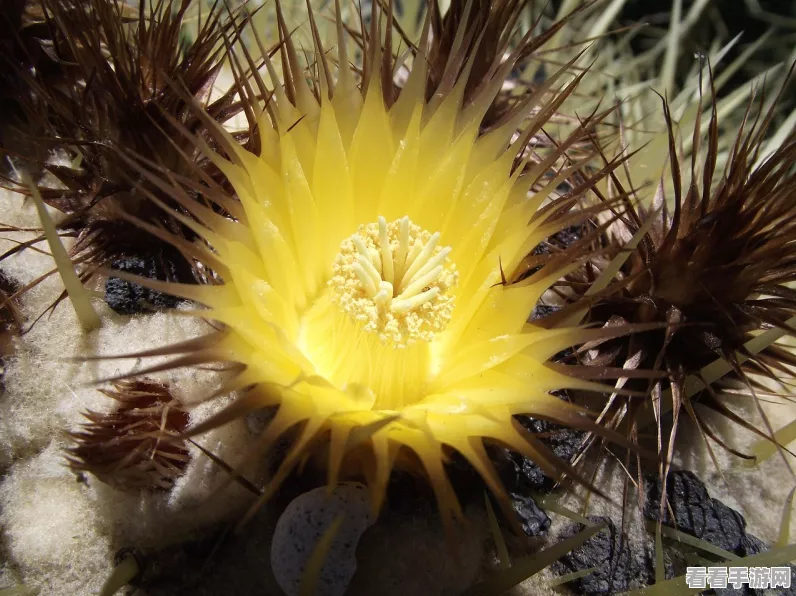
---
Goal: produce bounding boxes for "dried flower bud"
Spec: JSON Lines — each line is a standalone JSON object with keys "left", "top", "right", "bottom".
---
{"left": 66, "top": 379, "right": 190, "bottom": 492}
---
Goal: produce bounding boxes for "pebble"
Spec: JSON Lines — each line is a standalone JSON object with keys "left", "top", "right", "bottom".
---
{"left": 271, "top": 483, "right": 374, "bottom": 596}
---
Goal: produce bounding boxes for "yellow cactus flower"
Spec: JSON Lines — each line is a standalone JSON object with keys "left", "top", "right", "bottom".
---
{"left": 109, "top": 0, "right": 628, "bottom": 528}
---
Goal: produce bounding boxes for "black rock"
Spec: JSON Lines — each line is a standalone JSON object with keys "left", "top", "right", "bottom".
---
{"left": 509, "top": 492, "right": 550, "bottom": 537}
{"left": 714, "top": 583, "right": 753, "bottom": 596}
{"left": 530, "top": 303, "right": 560, "bottom": 321}
{"left": 740, "top": 533, "right": 768, "bottom": 557}
{"left": 554, "top": 517, "right": 634, "bottom": 594}
{"left": 713, "top": 582, "right": 760, "bottom": 596}
{"left": 712, "top": 534, "right": 796, "bottom": 596}
{"left": 644, "top": 471, "right": 747, "bottom": 555}
{"left": 642, "top": 473, "right": 796, "bottom": 595}
{"left": 507, "top": 408, "right": 584, "bottom": 494}
{"left": 554, "top": 516, "right": 677, "bottom": 595}
{"left": 635, "top": 536, "right": 680, "bottom": 587}
{"left": 553, "top": 225, "right": 585, "bottom": 249}
{"left": 531, "top": 225, "right": 586, "bottom": 257}
{"left": 105, "top": 252, "right": 189, "bottom": 315}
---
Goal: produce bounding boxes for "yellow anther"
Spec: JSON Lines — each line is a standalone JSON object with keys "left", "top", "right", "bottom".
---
{"left": 330, "top": 216, "right": 458, "bottom": 345}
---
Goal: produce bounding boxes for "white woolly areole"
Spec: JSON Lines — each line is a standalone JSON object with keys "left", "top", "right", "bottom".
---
{"left": 0, "top": 187, "right": 265, "bottom": 593}
{"left": 0, "top": 443, "right": 112, "bottom": 596}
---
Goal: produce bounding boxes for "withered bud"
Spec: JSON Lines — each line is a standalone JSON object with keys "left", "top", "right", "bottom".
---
{"left": 66, "top": 379, "right": 190, "bottom": 492}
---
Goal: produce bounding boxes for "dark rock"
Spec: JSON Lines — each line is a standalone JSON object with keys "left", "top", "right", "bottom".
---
{"left": 507, "top": 407, "right": 584, "bottom": 493}
{"left": 530, "top": 303, "right": 560, "bottom": 321}
{"left": 105, "top": 252, "right": 188, "bottom": 315}
{"left": 509, "top": 492, "right": 550, "bottom": 537}
{"left": 553, "top": 517, "right": 634, "bottom": 594}
{"left": 531, "top": 225, "right": 586, "bottom": 257}
{"left": 714, "top": 583, "right": 754, "bottom": 596}
{"left": 644, "top": 471, "right": 747, "bottom": 555}
{"left": 554, "top": 516, "right": 676, "bottom": 595}
{"left": 636, "top": 536, "right": 680, "bottom": 587}
{"left": 553, "top": 225, "right": 585, "bottom": 249}
{"left": 740, "top": 533, "right": 767, "bottom": 557}
{"left": 642, "top": 473, "right": 796, "bottom": 595}
{"left": 715, "top": 534, "right": 796, "bottom": 596}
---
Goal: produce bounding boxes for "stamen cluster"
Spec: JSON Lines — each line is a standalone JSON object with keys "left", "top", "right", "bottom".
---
{"left": 330, "top": 216, "right": 458, "bottom": 346}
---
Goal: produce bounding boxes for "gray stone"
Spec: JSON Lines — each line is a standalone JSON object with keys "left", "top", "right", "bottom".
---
{"left": 508, "top": 492, "right": 551, "bottom": 536}
{"left": 271, "top": 483, "right": 374, "bottom": 596}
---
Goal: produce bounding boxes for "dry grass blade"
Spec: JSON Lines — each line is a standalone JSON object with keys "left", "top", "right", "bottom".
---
{"left": 24, "top": 171, "right": 101, "bottom": 331}
{"left": 778, "top": 485, "right": 796, "bottom": 548}
{"left": 644, "top": 520, "right": 738, "bottom": 561}
{"left": 748, "top": 418, "right": 796, "bottom": 467}
{"left": 298, "top": 514, "right": 345, "bottom": 596}
{"left": 0, "top": 587, "right": 39, "bottom": 596}
{"left": 546, "top": 566, "right": 598, "bottom": 587}
{"left": 466, "top": 522, "right": 606, "bottom": 595}
{"left": 622, "top": 542, "right": 796, "bottom": 595}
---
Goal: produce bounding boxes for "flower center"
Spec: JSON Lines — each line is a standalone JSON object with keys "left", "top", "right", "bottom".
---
{"left": 329, "top": 216, "right": 458, "bottom": 347}
{"left": 297, "top": 216, "right": 458, "bottom": 410}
